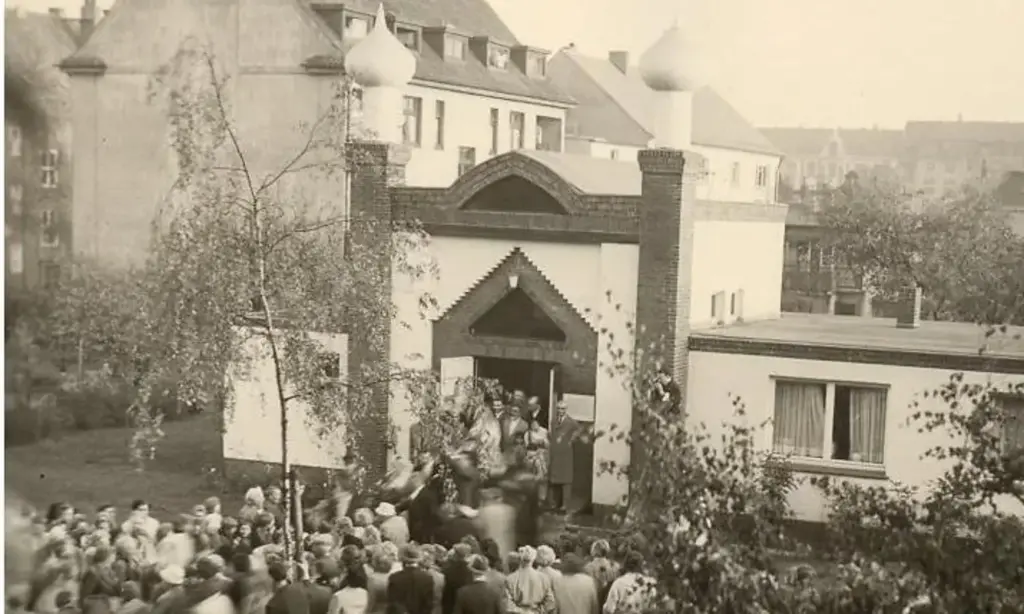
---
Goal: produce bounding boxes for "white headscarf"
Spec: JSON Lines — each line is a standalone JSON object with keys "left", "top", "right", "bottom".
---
{"left": 244, "top": 487, "right": 265, "bottom": 506}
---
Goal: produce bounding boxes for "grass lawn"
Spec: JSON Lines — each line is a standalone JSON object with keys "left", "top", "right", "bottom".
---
{"left": 5, "top": 414, "right": 244, "bottom": 520}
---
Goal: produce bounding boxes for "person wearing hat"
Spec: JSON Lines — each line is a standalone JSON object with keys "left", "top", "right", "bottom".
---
{"left": 451, "top": 555, "right": 501, "bottom": 614}
{"left": 385, "top": 544, "right": 434, "bottom": 614}
{"left": 374, "top": 503, "right": 409, "bottom": 547}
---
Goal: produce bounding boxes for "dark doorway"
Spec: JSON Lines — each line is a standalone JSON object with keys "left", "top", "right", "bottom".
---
{"left": 470, "top": 288, "right": 567, "bottom": 342}
{"left": 475, "top": 357, "right": 556, "bottom": 427}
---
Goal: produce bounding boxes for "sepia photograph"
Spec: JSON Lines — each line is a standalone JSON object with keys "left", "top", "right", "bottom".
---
{"left": 5, "top": 0, "right": 1024, "bottom": 611}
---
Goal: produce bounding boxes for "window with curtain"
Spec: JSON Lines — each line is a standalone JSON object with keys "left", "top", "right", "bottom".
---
{"left": 772, "top": 379, "right": 888, "bottom": 465}
{"left": 773, "top": 381, "right": 826, "bottom": 457}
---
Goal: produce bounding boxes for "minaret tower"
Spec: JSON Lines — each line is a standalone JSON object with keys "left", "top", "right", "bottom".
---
{"left": 344, "top": 4, "right": 417, "bottom": 142}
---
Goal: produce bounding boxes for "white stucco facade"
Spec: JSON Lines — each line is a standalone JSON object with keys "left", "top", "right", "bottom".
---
{"left": 402, "top": 83, "right": 567, "bottom": 188}
{"left": 388, "top": 235, "right": 638, "bottom": 505}
{"left": 224, "top": 327, "right": 350, "bottom": 469}
{"left": 686, "top": 350, "right": 1024, "bottom": 521}
{"left": 688, "top": 217, "right": 786, "bottom": 328}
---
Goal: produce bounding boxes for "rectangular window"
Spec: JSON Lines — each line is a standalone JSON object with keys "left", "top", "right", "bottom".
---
{"left": 772, "top": 380, "right": 888, "bottom": 465}
{"left": 489, "top": 108, "right": 499, "bottom": 154}
{"left": 318, "top": 352, "right": 341, "bottom": 380}
{"left": 9, "top": 184, "right": 23, "bottom": 216}
{"left": 488, "top": 45, "right": 510, "bottom": 69}
{"left": 457, "top": 146, "right": 476, "bottom": 177}
{"left": 1001, "top": 396, "right": 1024, "bottom": 454}
{"left": 711, "top": 291, "right": 726, "bottom": 321}
{"left": 730, "top": 162, "right": 740, "bottom": 187}
{"left": 8, "top": 242, "right": 24, "bottom": 275}
{"left": 509, "top": 111, "right": 525, "bottom": 150}
{"left": 434, "top": 101, "right": 445, "bottom": 149}
{"left": 535, "top": 116, "right": 562, "bottom": 152}
{"left": 41, "top": 149, "right": 59, "bottom": 188}
{"left": 395, "top": 27, "right": 419, "bottom": 51}
{"left": 41, "top": 262, "right": 61, "bottom": 288}
{"left": 350, "top": 86, "right": 363, "bottom": 115}
{"left": 40, "top": 210, "right": 59, "bottom": 247}
{"left": 755, "top": 164, "right": 768, "bottom": 187}
{"left": 531, "top": 55, "right": 546, "bottom": 76}
{"left": 402, "top": 96, "right": 422, "bottom": 147}
{"left": 344, "top": 16, "right": 369, "bottom": 39}
{"left": 444, "top": 36, "right": 466, "bottom": 60}
{"left": 610, "top": 149, "right": 619, "bottom": 160}
{"left": 8, "top": 124, "right": 22, "bottom": 157}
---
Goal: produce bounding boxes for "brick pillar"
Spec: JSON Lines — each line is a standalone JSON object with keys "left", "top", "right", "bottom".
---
{"left": 345, "top": 141, "right": 409, "bottom": 484}
{"left": 631, "top": 148, "right": 696, "bottom": 486}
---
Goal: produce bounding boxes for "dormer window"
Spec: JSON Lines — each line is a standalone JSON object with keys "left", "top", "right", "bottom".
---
{"left": 488, "top": 45, "right": 510, "bottom": 69}
{"left": 530, "top": 55, "right": 546, "bottom": 77}
{"left": 396, "top": 26, "right": 420, "bottom": 52}
{"left": 344, "top": 15, "right": 369, "bottom": 39}
{"left": 444, "top": 35, "right": 466, "bottom": 60}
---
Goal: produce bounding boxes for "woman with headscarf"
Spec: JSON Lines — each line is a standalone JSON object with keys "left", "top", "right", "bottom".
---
{"left": 502, "top": 546, "right": 555, "bottom": 614}
{"left": 583, "top": 540, "right": 619, "bottom": 609}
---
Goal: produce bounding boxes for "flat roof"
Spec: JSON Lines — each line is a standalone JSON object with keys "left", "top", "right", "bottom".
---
{"left": 690, "top": 314, "right": 1024, "bottom": 373}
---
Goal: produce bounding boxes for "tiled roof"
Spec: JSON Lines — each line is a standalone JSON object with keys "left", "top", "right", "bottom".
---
{"left": 761, "top": 127, "right": 904, "bottom": 158}
{"left": 905, "top": 121, "right": 1024, "bottom": 143}
{"left": 341, "top": 0, "right": 518, "bottom": 44}
{"left": 996, "top": 171, "right": 1024, "bottom": 209}
{"left": 549, "top": 49, "right": 782, "bottom": 156}
{"left": 320, "top": 0, "right": 572, "bottom": 105}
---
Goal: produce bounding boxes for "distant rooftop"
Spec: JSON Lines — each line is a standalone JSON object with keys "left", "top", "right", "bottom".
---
{"left": 691, "top": 313, "right": 1024, "bottom": 373}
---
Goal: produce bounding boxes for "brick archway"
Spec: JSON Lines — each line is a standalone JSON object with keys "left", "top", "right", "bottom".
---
{"left": 444, "top": 151, "right": 584, "bottom": 214}
{"left": 432, "top": 248, "right": 598, "bottom": 395}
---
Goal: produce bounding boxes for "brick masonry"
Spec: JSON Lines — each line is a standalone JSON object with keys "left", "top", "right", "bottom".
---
{"left": 433, "top": 248, "right": 599, "bottom": 395}
{"left": 344, "top": 141, "right": 411, "bottom": 484}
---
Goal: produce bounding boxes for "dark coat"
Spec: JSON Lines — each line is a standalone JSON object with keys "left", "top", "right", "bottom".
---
{"left": 452, "top": 580, "right": 502, "bottom": 614}
{"left": 303, "top": 581, "right": 333, "bottom": 614}
{"left": 397, "top": 485, "right": 442, "bottom": 545}
{"left": 549, "top": 415, "right": 579, "bottom": 485}
{"left": 441, "top": 561, "right": 474, "bottom": 614}
{"left": 265, "top": 583, "right": 310, "bottom": 614}
{"left": 435, "top": 517, "right": 478, "bottom": 550}
{"left": 386, "top": 566, "right": 435, "bottom": 614}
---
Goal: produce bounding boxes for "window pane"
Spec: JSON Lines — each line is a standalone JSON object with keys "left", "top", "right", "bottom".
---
{"left": 833, "top": 386, "right": 887, "bottom": 464}
{"left": 1003, "top": 397, "right": 1024, "bottom": 454}
{"left": 773, "top": 381, "right": 826, "bottom": 457}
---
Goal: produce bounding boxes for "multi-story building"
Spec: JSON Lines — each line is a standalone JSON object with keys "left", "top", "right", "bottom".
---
{"left": 903, "top": 120, "right": 1024, "bottom": 197}
{"left": 761, "top": 126, "right": 904, "bottom": 191}
{"left": 59, "top": 0, "right": 573, "bottom": 266}
{"left": 5, "top": 9, "right": 77, "bottom": 293}
{"left": 547, "top": 47, "right": 784, "bottom": 206}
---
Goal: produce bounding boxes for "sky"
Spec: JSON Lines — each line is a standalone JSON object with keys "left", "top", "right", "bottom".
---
{"left": 10, "top": 0, "right": 1024, "bottom": 128}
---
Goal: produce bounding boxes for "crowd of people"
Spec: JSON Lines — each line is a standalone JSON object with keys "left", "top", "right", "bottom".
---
{"left": 7, "top": 388, "right": 666, "bottom": 614}
{"left": 8, "top": 486, "right": 657, "bottom": 614}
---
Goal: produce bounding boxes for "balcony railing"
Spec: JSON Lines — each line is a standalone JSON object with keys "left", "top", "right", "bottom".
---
{"left": 783, "top": 267, "right": 864, "bottom": 294}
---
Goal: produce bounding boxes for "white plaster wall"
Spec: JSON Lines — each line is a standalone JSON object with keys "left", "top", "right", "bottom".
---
{"left": 687, "top": 350, "right": 1024, "bottom": 521}
{"left": 388, "top": 236, "right": 603, "bottom": 459}
{"left": 593, "top": 243, "right": 639, "bottom": 506}
{"left": 694, "top": 145, "right": 781, "bottom": 205}
{"left": 402, "top": 83, "right": 567, "bottom": 188}
{"left": 224, "top": 327, "right": 350, "bottom": 469}
{"left": 689, "top": 220, "right": 785, "bottom": 328}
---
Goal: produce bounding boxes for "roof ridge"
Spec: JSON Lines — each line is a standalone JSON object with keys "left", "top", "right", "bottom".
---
{"left": 561, "top": 51, "right": 652, "bottom": 144}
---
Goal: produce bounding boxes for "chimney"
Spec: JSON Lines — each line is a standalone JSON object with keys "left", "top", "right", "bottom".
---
{"left": 49, "top": 8, "right": 63, "bottom": 18}
{"left": 80, "top": 0, "right": 96, "bottom": 39}
{"left": 609, "top": 51, "right": 629, "bottom": 74}
{"left": 895, "top": 285, "right": 922, "bottom": 329}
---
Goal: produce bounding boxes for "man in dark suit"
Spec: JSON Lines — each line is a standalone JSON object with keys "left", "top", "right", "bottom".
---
{"left": 386, "top": 544, "right": 435, "bottom": 614}
{"left": 396, "top": 470, "right": 442, "bottom": 545}
{"left": 304, "top": 559, "right": 339, "bottom": 614}
{"left": 441, "top": 544, "right": 475, "bottom": 614}
{"left": 452, "top": 555, "right": 501, "bottom": 614}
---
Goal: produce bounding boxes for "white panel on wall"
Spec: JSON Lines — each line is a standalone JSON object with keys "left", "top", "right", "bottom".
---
{"left": 563, "top": 393, "right": 596, "bottom": 422}
{"left": 593, "top": 242, "right": 639, "bottom": 507}
{"left": 224, "top": 327, "right": 350, "bottom": 469}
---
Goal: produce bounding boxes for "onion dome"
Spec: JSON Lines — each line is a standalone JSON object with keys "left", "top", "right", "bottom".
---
{"left": 638, "top": 23, "right": 698, "bottom": 92}
{"left": 344, "top": 4, "right": 416, "bottom": 88}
